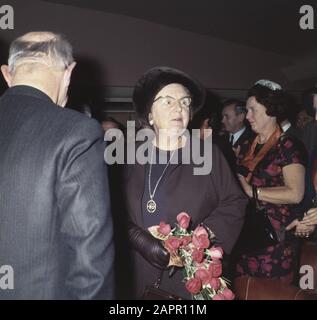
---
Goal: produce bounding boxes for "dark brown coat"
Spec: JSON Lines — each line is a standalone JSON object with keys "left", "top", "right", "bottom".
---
{"left": 123, "top": 142, "right": 247, "bottom": 299}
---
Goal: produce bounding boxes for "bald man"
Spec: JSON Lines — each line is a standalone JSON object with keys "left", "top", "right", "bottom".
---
{"left": 0, "top": 32, "right": 114, "bottom": 299}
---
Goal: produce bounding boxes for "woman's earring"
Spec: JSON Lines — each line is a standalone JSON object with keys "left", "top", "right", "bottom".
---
{"left": 149, "top": 119, "right": 154, "bottom": 125}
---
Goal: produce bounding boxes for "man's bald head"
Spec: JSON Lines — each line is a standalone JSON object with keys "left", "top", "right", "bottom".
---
{"left": 19, "top": 31, "right": 57, "bottom": 42}
{"left": 1, "top": 31, "right": 76, "bottom": 107}
{"left": 8, "top": 31, "right": 74, "bottom": 73}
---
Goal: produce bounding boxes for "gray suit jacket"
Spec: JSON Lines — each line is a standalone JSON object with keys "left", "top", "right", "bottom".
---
{"left": 0, "top": 85, "right": 114, "bottom": 299}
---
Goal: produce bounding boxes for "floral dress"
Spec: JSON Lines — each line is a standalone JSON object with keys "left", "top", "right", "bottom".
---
{"left": 235, "top": 134, "right": 307, "bottom": 284}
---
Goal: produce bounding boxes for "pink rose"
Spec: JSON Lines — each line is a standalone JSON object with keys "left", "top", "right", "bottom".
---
{"left": 164, "top": 236, "right": 181, "bottom": 252}
{"left": 222, "top": 288, "right": 235, "bottom": 300}
{"left": 185, "top": 278, "right": 202, "bottom": 295}
{"left": 192, "top": 234, "right": 210, "bottom": 249}
{"left": 209, "top": 247, "right": 224, "bottom": 260}
{"left": 193, "top": 226, "right": 209, "bottom": 237}
{"left": 180, "top": 236, "right": 192, "bottom": 247}
{"left": 195, "top": 268, "right": 210, "bottom": 285}
{"left": 158, "top": 221, "right": 171, "bottom": 236}
{"left": 194, "top": 259, "right": 208, "bottom": 269}
{"left": 207, "top": 278, "right": 221, "bottom": 291}
{"left": 212, "top": 293, "right": 225, "bottom": 300}
{"left": 192, "top": 249, "right": 204, "bottom": 263}
{"left": 209, "top": 260, "right": 222, "bottom": 278}
{"left": 176, "top": 212, "right": 191, "bottom": 230}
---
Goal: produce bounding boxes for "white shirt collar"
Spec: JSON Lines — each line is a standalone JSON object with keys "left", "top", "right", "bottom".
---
{"left": 282, "top": 122, "right": 291, "bottom": 132}
{"left": 230, "top": 127, "right": 246, "bottom": 145}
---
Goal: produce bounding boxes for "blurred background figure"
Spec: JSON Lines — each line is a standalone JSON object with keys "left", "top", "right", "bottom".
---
{"left": 300, "top": 87, "right": 317, "bottom": 156}
{"left": 189, "top": 91, "right": 237, "bottom": 172}
{"left": 277, "top": 93, "right": 301, "bottom": 139}
{"left": 221, "top": 99, "right": 255, "bottom": 161}
{"left": 296, "top": 109, "right": 314, "bottom": 130}
{"left": 101, "top": 115, "right": 123, "bottom": 132}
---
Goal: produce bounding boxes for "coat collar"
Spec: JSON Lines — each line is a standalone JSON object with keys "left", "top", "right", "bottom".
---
{"left": 3, "top": 85, "right": 54, "bottom": 104}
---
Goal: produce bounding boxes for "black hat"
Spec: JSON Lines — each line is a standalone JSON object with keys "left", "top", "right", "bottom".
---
{"left": 133, "top": 66, "right": 206, "bottom": 126}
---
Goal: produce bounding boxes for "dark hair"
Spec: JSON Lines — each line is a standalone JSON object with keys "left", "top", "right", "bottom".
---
{"left": 188, "top": 90, "right": 223, "bottom": 133}
{"left": 302, "top": 87, "right": 317, "bottom": 117}
{"left": 223, "top": 99, "right": 246, "bottom": 115}
{"left": 247, "top": 84, "right": 298, "bottom": 123}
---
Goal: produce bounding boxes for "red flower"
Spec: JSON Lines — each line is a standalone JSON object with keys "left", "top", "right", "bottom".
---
{"left": 192, "top": 249, "right": 204, "bottom": 263}
{"left": 192, "top": 234, "right": 210, "bottom": 249}
{"left": 185, "top": 278, "right": 202, "bottom": 294}
{"left": 176, "top": 212, "right": 191, "bottom": 230}
{"left": 158, "top": 221, "right": 171, "bottom": 236}
{"left": 209, "top": 247, "right": 224, "bottom": 260}
{"left": 222, "top": 288, "right": 235, "bottom": 300}
{"left": 164, "top": 236, "right": 182, "bottom": 252}
{"left": 212, "top": 293, "right": 225, "bottom": 300}
{"left": 209, "top": 260, "right": 222, "bottom": 277}
{"left": 180, "top": 236, "right": 192, "bottom": 247}
{"left": 194, "top": 259, "right": 208, "bottom": 269}
{"left": 195, "top": 268, "right": 210, "bottom": 285}
{"left": 193, "top": 226, "right": 209, "bottom": 237}
{"left": 149, "top": 214, "right": 230, "bottom": 299}
{"left": 207, "top": 278, "right": 221, "bottom": 291}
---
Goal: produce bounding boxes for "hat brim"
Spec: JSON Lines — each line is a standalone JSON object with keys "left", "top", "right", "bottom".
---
{"left": 133, "top": 66, "right": 206, "bottom": 124}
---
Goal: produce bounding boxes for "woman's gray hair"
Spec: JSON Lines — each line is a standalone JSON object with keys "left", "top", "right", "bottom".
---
{"left": 8, "top": 32, "right": 74, "bottom": 73}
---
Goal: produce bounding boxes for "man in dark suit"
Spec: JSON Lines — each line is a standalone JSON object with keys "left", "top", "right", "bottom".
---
{"left": 221, "top": 99, "right": 255, "bottom": 160}
{"left": 0, "top": 32, "right": 114, "bottom": 299}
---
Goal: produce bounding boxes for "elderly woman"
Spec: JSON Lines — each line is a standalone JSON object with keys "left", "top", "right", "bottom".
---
{"left": 236, "top": 80, "right": 307, "bottom": 284}
{"left": 123, "top": 66, "right": 247, "bottom": 299}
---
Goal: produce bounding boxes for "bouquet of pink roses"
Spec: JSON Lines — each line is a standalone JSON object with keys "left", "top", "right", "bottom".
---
{"left": 148, "top": 212, "right": 235, "bottom": 300}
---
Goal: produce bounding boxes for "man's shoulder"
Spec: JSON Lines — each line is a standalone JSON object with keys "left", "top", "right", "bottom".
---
{"left": 59, "top": 108, "right": 103, "bottom": 137}
{"left": 242, "top": 126, "right": 255, "bottom": 139}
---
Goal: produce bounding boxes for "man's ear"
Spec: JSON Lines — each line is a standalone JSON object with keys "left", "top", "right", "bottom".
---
{"left": 149, "top": 113, "right": 155, "bottom": 126}
{"left": 238, "top": 113, "right": 246, "bottom": 124}
{"left": 63, "top": 61, "right": 76, "bottom": 86}
{"left": 1, "top": 65, "right": 12, "bottom": 87}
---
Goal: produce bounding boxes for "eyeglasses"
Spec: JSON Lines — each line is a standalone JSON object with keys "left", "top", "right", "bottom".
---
{"left": 153, "top": 96, "right": 192, "bottom": 109}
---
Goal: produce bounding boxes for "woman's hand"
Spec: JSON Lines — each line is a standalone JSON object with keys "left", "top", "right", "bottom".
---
{"left": 128, "top": 223, "right": 170, "bottom": 269}
{"left": 302, "top": 207, "right": 317, "bottom": 226}
{"left": 286, "top": 219, "right": 315, "bottom": 238}
{"left": 237, "top": 174, "right": 252, "bottom": 197}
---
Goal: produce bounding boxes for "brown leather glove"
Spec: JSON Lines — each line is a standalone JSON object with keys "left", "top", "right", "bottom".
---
{"left": 128, "top": 223, "right": 170, "bottom": 269}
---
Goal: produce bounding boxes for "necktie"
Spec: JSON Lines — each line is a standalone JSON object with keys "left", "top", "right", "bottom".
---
{"left": 230, "top": 134, "right": 234, "bottom": 146}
